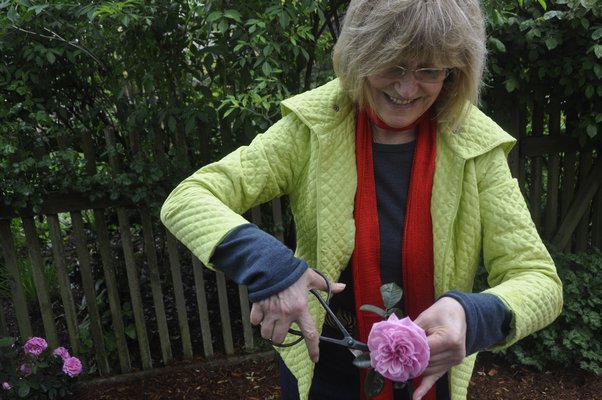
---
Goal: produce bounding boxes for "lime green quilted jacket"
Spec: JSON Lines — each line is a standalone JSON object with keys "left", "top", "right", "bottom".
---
{"left": 160, "top": 79, "right": 562, "bottom": 400}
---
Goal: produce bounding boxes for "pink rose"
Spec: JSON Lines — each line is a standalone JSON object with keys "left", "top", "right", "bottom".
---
{"left": 2, "top": 382, "right": 10, "bottom": 390}
{"left": 23, "top": 337, "right": 48, "bottom": 357}
{"left": 367, "top": 314, "right": 430, "bottom": 382}
{"left": 62, "top": 357, "right": 82, "bottom": 377}
{"left": 19, "top": 364, "right": 32, "bottom": 375}
{"left": 52, "top": 346, "right": 70, "bottom": 360}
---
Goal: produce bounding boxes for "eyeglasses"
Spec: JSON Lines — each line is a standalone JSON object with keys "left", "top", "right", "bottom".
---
{"left": 379, "top": 65, "right": 451, "bottom": 83}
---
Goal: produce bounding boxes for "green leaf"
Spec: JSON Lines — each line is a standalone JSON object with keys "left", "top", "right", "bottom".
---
{"left": 279, "top": 11, "right": 289, "bottom": 29}
{"left": 125, "top": 324, "right": 137, "bottom": 339}
{"left": 364, "top": 369, "right": 385, "bottom": 398}
{"left": 7, "top": 5, "right": 18, "bottom": 22}
{"left": 218, "top": 19, "right": 228, "bottom": 33}
{"left": 387, "top": 307, "right": 404, "bottom": 318}
{"left": 593, "top": 28, "right": 602, "bottom": 41}
{"left": 594, "top": 44, "right": 602, "bottom": 59}
{"left": 261, "top": 61, "right": 272, "bottom": 76}
{"left": 381, "top": 282, "right": 402, "bottom": 310}
{"left": 206, "top": 11, "right": 222, "bottom": 22}
{"left": 538, "top": 0, "right": 547, "bottom": 10}
{"left": 30, "top": 4, "right": 49, "bottom": 14}
{"left": 545, "top": 37, "right": 558, "bottom": 50}
{"left": 223, "top": 9, "right": 241, "bottom": 23}
{"left": 505, "top": 77, "right": 519, "bottom": 93}
{"left": 360, "top": 304, "right": 387, "bottom": 318}
{"left": 18, "top": 382, "right": 31, "bottom": 397}
{"left": 488, "top": 37, "right": 506, "bottom": 53}
{"left": 393, "top": 380, "right": 409, "bottom": 390}
{"left": 586, "top": 124, "right": 597, "bottom": 138}
{"left": 0, "top": 336, "right": 16, "bottom": 346}
{"left": 46, "top": 51, "right": 56, "bottom": 64}
{"left": 352, "top": 353, "right": 372, "bottom": 369}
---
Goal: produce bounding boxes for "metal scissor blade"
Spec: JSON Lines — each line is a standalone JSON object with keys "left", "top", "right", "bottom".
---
{"left": 319, "top": 335, "right": 369, "bottom": 352}
{"left": 348, "top": 348, "right": 364, "bottom": 357}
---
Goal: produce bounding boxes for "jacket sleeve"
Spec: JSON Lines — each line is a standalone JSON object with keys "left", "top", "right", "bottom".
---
{"left": 476, "top": 146, "right": 563, "bottom": 349}
{"left": 160, "top": 113, "right": 311, "bottom": 269}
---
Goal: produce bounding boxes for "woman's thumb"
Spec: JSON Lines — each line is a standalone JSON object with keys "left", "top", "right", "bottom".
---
{"left": 331, "top": 281, "right": 346, "bottom": 294}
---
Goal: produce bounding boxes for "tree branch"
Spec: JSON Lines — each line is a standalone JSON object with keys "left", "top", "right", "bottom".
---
{"left": 11, "top": 25, "right": 108, "bottom": 72}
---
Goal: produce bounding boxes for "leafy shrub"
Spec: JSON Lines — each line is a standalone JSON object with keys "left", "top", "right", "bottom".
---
{"left": 497, "top": 248, "right": 602, "bottom": 375}
{"left": 483, "top": 0, "right": 602, "bottom": 141}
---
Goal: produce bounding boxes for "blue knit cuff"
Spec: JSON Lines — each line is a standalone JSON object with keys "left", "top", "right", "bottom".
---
{"left": 210, "top": 224, "right": 308, "bottom": 302}
{"left": 440, "top": 290, "right": 512, "bottom": 355}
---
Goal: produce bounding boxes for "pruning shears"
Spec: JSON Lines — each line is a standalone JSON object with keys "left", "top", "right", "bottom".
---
{"left": 270, "top": 269, "right": 369, "bottom": 354}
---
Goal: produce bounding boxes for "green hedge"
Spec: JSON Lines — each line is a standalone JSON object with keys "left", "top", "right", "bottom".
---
{"left": 497, "top": 249, "right": 602, "bottom": 375}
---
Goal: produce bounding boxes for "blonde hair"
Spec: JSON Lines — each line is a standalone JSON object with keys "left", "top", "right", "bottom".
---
{"left": 332, "top": 0, "right": 486, "bottom": 131}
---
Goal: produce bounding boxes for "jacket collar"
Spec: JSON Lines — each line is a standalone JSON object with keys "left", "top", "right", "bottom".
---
{"left": 280, "top": 79, "right": 354, "bottom": 138}
{"left": 437, "top": 107, "right": 516, "bottom": 159}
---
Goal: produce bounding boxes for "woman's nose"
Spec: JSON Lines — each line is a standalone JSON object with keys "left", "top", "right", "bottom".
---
{"left": 393, "top": 74, "right": 419, "bottom": 97}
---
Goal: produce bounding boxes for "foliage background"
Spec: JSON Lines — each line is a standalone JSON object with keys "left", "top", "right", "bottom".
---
{"left": 0, "top": 0, "right": 601, "bottom": 377}
{"left": 1, "top": 0, "right": 600, "bottom": 212}
{"left": 0, "top": 0, "right": 346, "bottom": 213}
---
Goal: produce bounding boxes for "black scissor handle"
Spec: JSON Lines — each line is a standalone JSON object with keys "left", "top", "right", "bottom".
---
{"left": 270, "top": 269, "right": 368, "bottom": 352}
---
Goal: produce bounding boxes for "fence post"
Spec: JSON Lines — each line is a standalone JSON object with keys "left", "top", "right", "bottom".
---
{"left": 166, "top": 231, "right": 193, "bottom": 360}
{"left": 116, "top": 208, "right": 153, "bottom": 370}
{"left": 141, "top": 211, "right": 173, "bottom": 365}
{"left": 47, "top": 214, "right": 80, "bottom": 354}
{"left": 70, "top": 211, "right": 110, "bottom": 375}
{"left": 216, "top": 271, "right": 234, "bottom": 355}
{"left": 191, "top": 256, "right": 214, "bottom": 358}
{"left": 552, "top": 158, "right": 602, "bottom": 250}
{"left": 543, "top": 101, "right": 561, "bottom": 241}
{"left": 0, "top": 219, "right": 32, "bottom": 339}
{"left": 93, "top": 209, "right": 132, "bottom": 373}
{"left": 21, "top": 217, "right": 59, "bottom": 348}
{"left": 0, "top": 300, "right": 7, "bottom": 337}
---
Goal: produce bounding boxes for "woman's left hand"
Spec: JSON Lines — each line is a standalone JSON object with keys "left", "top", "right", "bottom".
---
{"left": 412, "top": 297, "right": 467, "bottom": 400}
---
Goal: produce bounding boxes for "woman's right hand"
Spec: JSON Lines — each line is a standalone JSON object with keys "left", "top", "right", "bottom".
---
{"left": 249, "top": 268, "right": 346, "bottom": 363}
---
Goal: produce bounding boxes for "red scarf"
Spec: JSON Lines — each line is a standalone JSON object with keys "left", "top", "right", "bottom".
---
{"left": 352, "top": 108, "right": 437, "bottom": 400}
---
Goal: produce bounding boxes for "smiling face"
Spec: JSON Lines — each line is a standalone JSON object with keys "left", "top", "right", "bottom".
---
{"left": 366, "top": 63, "right": 445, "bottom": 130}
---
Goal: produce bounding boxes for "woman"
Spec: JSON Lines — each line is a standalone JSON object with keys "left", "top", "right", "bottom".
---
{"left": 160, "top": 1, "right": 562, "bottom": 399}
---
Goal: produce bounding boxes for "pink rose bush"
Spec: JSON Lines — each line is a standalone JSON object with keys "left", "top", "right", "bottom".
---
{"left": 367, "top": 314, "right": 429, "bottom": 382}
{"left": 0, "top": 336, "right": 84, "bottom": 399}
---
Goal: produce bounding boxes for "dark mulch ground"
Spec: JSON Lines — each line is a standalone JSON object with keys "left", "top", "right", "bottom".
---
{"left": 72, "top": 352, "right": 602, "bottom": 399}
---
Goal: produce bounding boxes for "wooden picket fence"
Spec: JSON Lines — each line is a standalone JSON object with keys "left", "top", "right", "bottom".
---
{"left": 0, "top": 197, "right": 287, "bottom": 376}
{"left": 0, "top": 100, "right": 600, "bottom": 381}
{"left": 503, "top": 101, "right": 602, "bottom": 252}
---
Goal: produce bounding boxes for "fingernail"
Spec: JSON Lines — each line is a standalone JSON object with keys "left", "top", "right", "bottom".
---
{"left": 335, "top": 283, "right": 346, "bottom": 289}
